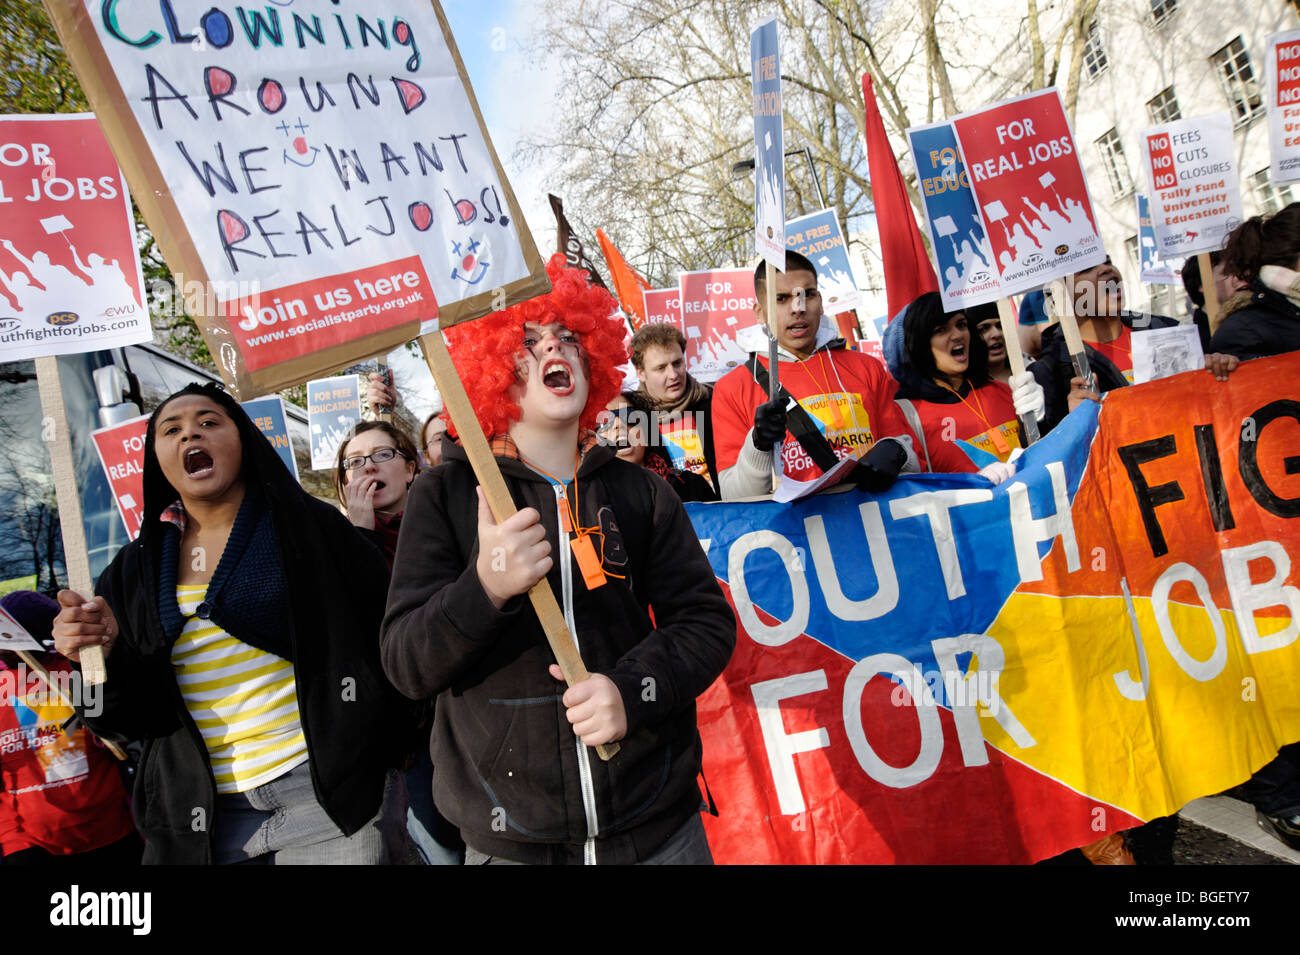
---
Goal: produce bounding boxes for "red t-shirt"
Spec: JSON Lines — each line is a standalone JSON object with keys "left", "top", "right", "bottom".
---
{"left": 908, "top": 381, "right": 1021, "bottom": 464}
{"left": 712, "top": 349, "right": 975, "bottom": 481}
{"left": 0, "top": 660, "right": 135, "bottom": 856}
{"left": 1091, "top": 326, "right": 1134, "bottom": 383}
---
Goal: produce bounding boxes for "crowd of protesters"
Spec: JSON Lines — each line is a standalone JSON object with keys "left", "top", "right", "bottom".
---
{"left": 4, "top": 203, "right": 1295, "bottom": 866}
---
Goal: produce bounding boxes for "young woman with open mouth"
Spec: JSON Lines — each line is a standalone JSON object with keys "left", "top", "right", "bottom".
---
{"left": 336, "top": 421, "right": 420, "bottom": 568}
{"left": 51, "top": 382, "right": 408, "bottom": 864}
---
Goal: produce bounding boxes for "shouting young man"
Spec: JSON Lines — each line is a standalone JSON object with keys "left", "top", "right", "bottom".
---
{"left": 380, "top": 256, "right": 735, "bottom": 865}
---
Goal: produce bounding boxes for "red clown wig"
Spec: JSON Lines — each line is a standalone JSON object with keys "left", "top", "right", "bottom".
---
{"left": 444, "top": 254, "right": 627, "bottom": 439}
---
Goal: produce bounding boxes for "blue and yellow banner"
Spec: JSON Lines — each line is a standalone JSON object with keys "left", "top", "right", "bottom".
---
{"left": 688, "top": 354, "right": 1300, "bottom": 863}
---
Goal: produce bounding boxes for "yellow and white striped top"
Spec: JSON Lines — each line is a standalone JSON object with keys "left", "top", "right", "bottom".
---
{"left": 172, "top": 585, "right": 308, "bottom": 794}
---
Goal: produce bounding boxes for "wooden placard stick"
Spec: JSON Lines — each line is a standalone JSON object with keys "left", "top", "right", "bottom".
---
{"left": 1050, "top": 277, "right": 1097, "bottom": 393}
{"left": 419, "top": 331, "right": 619, "bottom": 762}
{"left": 1198, "top": 252, "right": 1221, "bottom": 332}
{"left": 765, "top": 261, "right": 780, "bottom": 403}
{"left": 374, "top": 357, "right": 393, "bottom": 424}
{"left": 996, "top": 298, "right": 1040, "bottom": 445}
{"left": 34, "top": 356, "right": 105, "bottom": 687}
{"left": 13, "top": 649, "right": 127, "bottom": 761}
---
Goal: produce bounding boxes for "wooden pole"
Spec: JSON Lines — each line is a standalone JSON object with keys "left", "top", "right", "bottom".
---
{"left": 1197, "top": 252, "right": 1220, "bottom": 332}
{"left": 418, "top": 332, "right": 618, "bottom": 761}
{"left": 34, "top": 356, "right": 106, "bottom": 687}
{"left": 996, "top": 298, "right": 1040, "bottom": 445}
{"left": 1050, "top": 277, "right": 1096, "bottom": 393}
{"left": 374, "top": 357, "right": 392, "bottom": 423}
{"left": 765, "top": 261, "right": 780, "bottom": 402}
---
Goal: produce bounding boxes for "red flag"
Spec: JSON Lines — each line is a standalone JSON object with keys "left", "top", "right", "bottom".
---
{"left": 596, "top": 228, "right": 651, "bottom": 330}
{"left": 861, "top": 74, "right": 938, "bottom": 319}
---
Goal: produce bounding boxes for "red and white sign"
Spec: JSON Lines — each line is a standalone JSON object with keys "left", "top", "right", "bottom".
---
{"left": 641, "top": 288, "right": 683, "bottom": 330}
{"left": 677, "top": 268, "right": 758, "bottom": 383}
{"left": 1268, "top": 30, "right": 1300, "bottom": 184}
{"left": 952, "top": 89, "right": 1104, "bottom": 296}
{"left": 1140, "top": 112, "right": 1243, "bottom": 258}
{"left": 90, "top": 414, "right": 149, "bottom": 540}
{"left": 0, "top": 115, "right": 149, "bottom": 361}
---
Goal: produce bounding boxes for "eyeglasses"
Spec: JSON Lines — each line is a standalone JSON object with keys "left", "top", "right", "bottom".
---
{"left": 342, "top": 447, "right": 406, "bottom": 470}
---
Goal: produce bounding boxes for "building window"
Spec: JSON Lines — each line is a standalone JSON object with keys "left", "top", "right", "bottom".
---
{"left": 1252, "top": 169, "right": 1298, "bottom": 215}
{"left": 1095, "top": 128, "right": 1133, "bottom": 199}
{"left": 1147, "top": 87, "right": 1181, "bottom": 125}
{"left": 1083, "top": 21, "right": 1108, "bottom": 78}
{"left": 1150, "top": 0, "right": 1178, "bottom": 25}
{"left": 1211, "top": 37, "right": 1264, "bottom": 125}
{"left": 1125, "top": 235, "right": 1141, "bottom": 276}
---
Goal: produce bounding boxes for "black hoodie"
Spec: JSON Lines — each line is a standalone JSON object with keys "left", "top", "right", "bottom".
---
{"left": 82, "top": 383, "right": 406, "bottom": 864}
{"left": 381, "top": 436, "right": 735, "bottom": 864}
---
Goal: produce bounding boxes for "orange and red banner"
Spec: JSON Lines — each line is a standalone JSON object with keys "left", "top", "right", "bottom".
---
{"left": 688, "top": 355, "right": 1300, "bottom": 863}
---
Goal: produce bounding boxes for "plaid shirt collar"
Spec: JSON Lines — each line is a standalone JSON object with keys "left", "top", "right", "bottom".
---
{"left": 488, "top": 430, "right": 600, "bottom": 464}
{"left": 160, "top": 500, "right": 186, "bottom": 534}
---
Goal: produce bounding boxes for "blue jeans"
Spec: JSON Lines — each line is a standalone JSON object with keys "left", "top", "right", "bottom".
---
{"left": 212, "top": 762, "right": 401, "bottom": 865}
{"left": 464, "top": 813, "right": 714, "bottom": 866}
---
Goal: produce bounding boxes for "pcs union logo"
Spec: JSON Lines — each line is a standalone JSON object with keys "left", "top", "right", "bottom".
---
{"left": 46, "top": 311, "right": 79, "bottom": 326}
{"left": 1054, "top": 244, "right": 1070, "bottom": 255}
{"left": 766, "top": 226, "right": 774, "bottom": 238}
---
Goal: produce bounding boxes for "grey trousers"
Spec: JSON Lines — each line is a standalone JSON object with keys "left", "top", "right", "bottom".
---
{"left": 212, "top": 761, "right": 402, "bottom": 865}
{"left": 464, "top": 812, "right": 714, "bottom": 866}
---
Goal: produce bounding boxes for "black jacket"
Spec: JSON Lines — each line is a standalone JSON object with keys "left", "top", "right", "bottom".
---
{"left": 83, "top": 394, "right": 405, "bottom": 864}
{"left": 1209, "top": 282, "right": 1300, "bottom": 361}
{"left": 1030, "top": 311, "right": 1180, "bottom": 433}
{"left": 380, "top": 439, "right": 735, "bottom": 864}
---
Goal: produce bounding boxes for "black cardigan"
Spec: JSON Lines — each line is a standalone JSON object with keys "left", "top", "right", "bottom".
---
{"left": 83, "top": 407, "right": 406, "bottom": 864}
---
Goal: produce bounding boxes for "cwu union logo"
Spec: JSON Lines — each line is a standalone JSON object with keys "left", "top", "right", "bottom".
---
{"left": 45, "top": 311, "right": 79, "bottom": 326}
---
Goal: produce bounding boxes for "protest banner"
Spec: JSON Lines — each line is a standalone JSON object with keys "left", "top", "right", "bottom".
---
{"left": 42, "top": 0, "right": 549, "bottom": 398}
{"left": 951, "top": 89, "right": 1105, "bottom": 298}
{"left": 0, "top": 606, "right": 47, "bottom": 655}
{"left": 677, "top": 268, "right": 759, "bottom": 384}
{"left": 641, "top": 287, "right": 683, "bottom": 331}
{"left": 785, "top": 209, "right": 861, "bottom": 314}
{"left": 307, "top": 375, "right": 360, "bottom": 470}
{"left": 1139, "top": 112, "right": 1243, "bottom": 259}
{"left": 1268, "top": 29, "right": 1300, "bottom": 184}
{"left": 241, "top": 395, "right": 298, "bottom": 480}
{"left": 905, "top": 121, "right": 1001, "bottom": 310}
{"left": 1136, "top": 193, "right": 1180, "bottom": 286}
{"left": 689, "top": 354, "right": 1300, "bottom": 862}
{"left": 90, "top": 413, "right": 150, "bottom": 540}
{"left": 0, "top": 115, "right": 150, "bottom": 361}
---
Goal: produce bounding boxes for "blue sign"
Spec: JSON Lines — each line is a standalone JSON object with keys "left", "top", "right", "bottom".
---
{"left": 241, "top": 395, "right": 298, "bottom": 482}
{"left": 750, "top": 17, "right": 785, "bottom": 269}
{"left": 1136, "top": 193, "right": 1180, "bottom": 286}
{"left": 306, "top": 375, "right": 361, "bottom": 471}
{"left": 786, "top": 208, "right": 861, "bottom": 313}
{"left": 906, "top": 121, "right": 1001, "bottom": 309}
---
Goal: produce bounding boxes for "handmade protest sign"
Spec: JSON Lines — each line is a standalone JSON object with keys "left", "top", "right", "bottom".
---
{"left": 307, "top": 375, "right": 360, "bottom": 470}
{"left": 750, "top": 17, "right": 784, "bottom": 270}
{"left": 691, "top": 353, "right": 1300, "bottom": 862}
{"left": 677, "top": 268, "right": 759, "bottom": 384}
{"left": 0, "top": 115, "right": 150, "bottom": 361}
{"left": 1131, "top": 323, "right": 1204, "bottom": 384}
{"left": 42, "top": 0, "right": 549, "bottom": 398}
{"left": 641, "top": 288, "right": 683, "bottom": 330}
{"left": 90, "top": 413, "right": 150, "bottom": 540}
{"left": 906, "top": 121, "right": 1001, "bottom": 310}
{"left": 952, "top": 89, "right": 1105, "bottom": 297}
{"left": 785, "top": 209, "right": 861, "bottom": 314}
{"left": 1140, "top": 113, "right": 1243, "bottom": 258}
{"left": 1136, "top": 193, "right": 1181, "bottom": 285}
{"left": 1268, "top": 30, "right": 1300, "bottom": 184}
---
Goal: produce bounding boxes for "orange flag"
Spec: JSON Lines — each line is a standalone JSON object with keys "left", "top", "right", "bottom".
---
{"left": 596, "top": 229, "right": 651, "bottom": 330}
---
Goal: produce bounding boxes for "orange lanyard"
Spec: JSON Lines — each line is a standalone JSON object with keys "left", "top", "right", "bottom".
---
{"left": 522, "top": 449, "right": 624, "bottom": 586}
{"left": 803, "top": 352, "right": 848, "bottom": 431}
{"left": 936, "top": 379, "right": 1011, "bottom": 455}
